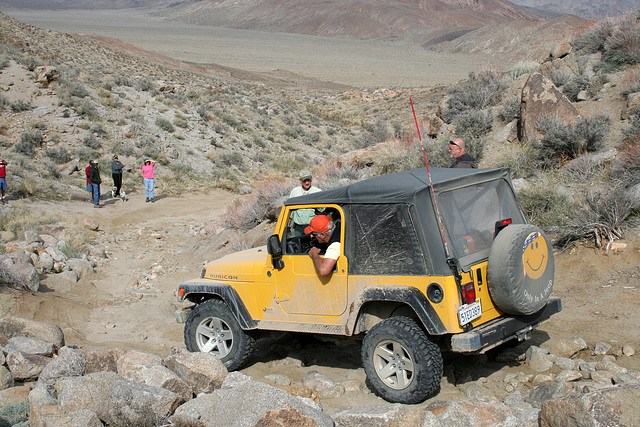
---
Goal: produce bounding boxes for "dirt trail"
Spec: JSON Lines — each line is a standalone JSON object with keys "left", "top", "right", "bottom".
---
{"left": 2, "top": 191, "right": 640, "bottom": 413}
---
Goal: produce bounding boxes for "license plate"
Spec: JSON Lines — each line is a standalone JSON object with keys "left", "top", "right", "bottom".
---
{"left": 458, "top": 299, "right": 482, "bottom": 326}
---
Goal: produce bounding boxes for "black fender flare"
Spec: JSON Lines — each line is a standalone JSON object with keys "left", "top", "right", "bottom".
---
{"left": 178, "top": 281, "right": 257, "bottom": 330}
{"left": 348, "top": 286, "right": 448, "bottom": 336}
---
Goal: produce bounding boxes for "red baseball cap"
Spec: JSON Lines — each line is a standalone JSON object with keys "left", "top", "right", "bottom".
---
{"left": 305, "top": 215, "right": 332, "bottom": 234}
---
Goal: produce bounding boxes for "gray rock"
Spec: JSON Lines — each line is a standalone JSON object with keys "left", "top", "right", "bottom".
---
{"left": 302, "top": 370, "right": 337, "bottom": 393}
{"left": 264, "top": 373, "right": 292, "bottom": 386}
{"left": 555, "top": 370, "right": 582, "bottom": 382}
{"left": 163, "top": 347, "right": 227, "bottom": 395}
{"left": 76, "top": 346, "right": 125, "bottom": 374}
{"left": 426, "top": 400, "right": 518, "bottom": 426}
{"left": 83, "top": 218, "right": 99, "bottom": 231}
{"left": 29, "top": 405, "right": 103, "bottom": 427}
{"left": 333, "top": 403, "right": 405, "bottom": 426}
{"left": 28, "top": 385, "right": 58, "bottom": 406}
{"left": 38, "top": 252, "right": 55, "bottom": 272}
{"left": 24, "top": 230, "right": 43, "bottom": 245}
{"left": 0, "top": 317, "right": 64, "bottom": 348}
{"left": 65, "top": 258, "right": 96, "bottom": 280}
{"left": 526, "top": 381, "right": 572, "bottom": 408}
{"left": 169, "top": 392, "right": 222, "bottom": 426}
{"left": 45, "top": 246, "right": 68, "bottom": 263}
{"left": 464, "top": 381, "right": 499, "bottom": 403}
{"left": 529, "top": 350, "right": 553, "bottom": 372}
{"left": 594, "top": 341, "right": 612, "bottom": 355}
{"left": 37, "top": 346, "right": 86, "bottom": 391}
{"left": 86, "top": 244, "right": 106, "bottom": 259}
{"left": 540, "top": 384, "right": 640, "bottom": 426}
{"left": 5, "top": 350, "right": 51, "bottom": 381}
{"left": 220, "top": 371, "right": 253, "bottom": 389}
{"left": 597, "top": 359, "right": 627, "bottom": 375}
{"left": 106, "top": 379, "right": 183, "bottom": 427}
{"left": 121, "top": 363, "right": 192, "bottom": 402}
{"left": 0, "top": 365, "right": 13, "bottom": 390}
{"left": 0, "top": 255, "right": 40, "bottom": 292}
{"left": 554, "top": 356, "right": 576, "bottom": 370}
{"left": 212, "top": 378, "right": 332, "bottom": 427}
{"left": 623, "top": 344, "right": 636, "bottom": 356}
{"left": 8, "top": 336, "right": 55, "bottom": 357}
{"left": 58, "top": 270, "right": 78, "bottom": 283}
{"left": 116, "top": 349, "right": 163, "bottom": 376}
{"left": 56, "top": 371, "right": 120, "bottom": 420}
{"left": 612, "top": 373, "right": 640, "bottom": 386}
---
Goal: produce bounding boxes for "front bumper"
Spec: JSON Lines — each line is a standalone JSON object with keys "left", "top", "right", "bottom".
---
{"left": 450, "top": 297, "right": 562, "bottom": 353}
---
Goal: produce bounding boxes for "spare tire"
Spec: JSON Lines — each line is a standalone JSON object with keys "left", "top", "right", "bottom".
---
{"left": 487, "top": 224, "right": 554, "bottom": 315}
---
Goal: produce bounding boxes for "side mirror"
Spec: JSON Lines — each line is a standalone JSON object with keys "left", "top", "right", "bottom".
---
{"left": 267, "top": 234, "right": 284, "bottom": 269}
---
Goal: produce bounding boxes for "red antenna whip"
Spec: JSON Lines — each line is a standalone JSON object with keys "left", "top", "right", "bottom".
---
{"left": 410, "top": 98, "right": 451, "bottom": 258}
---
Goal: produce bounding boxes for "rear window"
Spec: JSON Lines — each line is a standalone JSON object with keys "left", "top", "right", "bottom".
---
{"left": 350, "top": 204, "right": 427, "bottom": 276}
{"left": 438, "top": 179, "right": 525, "bottom": 258}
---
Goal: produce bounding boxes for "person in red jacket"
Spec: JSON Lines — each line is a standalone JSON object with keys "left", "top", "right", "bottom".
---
{"left": 0, "top": 154, "right": 8, "bottom": 204}
{"left": 85, "top": 160, "right": 94, "bottom": 203}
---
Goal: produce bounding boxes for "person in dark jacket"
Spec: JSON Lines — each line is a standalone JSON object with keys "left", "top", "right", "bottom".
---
{"left": 448, "top": 138, "right": 478, "bottom": 169}
{"left": 89, "top": 160, "right": 102, "bottom": 208}
{"left": 111, "top": 154, "right": 124, "bottom": 197}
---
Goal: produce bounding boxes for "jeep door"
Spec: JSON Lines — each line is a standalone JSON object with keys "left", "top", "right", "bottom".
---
{"left": 274, "top": 205, "right": 348, "bottom": 317}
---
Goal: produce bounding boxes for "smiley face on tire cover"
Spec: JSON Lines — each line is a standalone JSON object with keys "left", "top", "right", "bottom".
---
{"left": 522, "top": 232, "right": 548, "bottom": 280}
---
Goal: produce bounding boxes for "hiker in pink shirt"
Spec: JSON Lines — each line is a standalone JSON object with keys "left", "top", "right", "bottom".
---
{"left": 141, "top": 158, "right": 156, "bottom": 202}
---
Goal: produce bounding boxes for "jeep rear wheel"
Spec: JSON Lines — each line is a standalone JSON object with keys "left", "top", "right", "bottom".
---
{"left": 361, "top": 317, "right": 443, "bottom": 404}
{"left": 184, "top": 299, "right": 255, "bottom": 371}
{"left": 487, "top": 224, "right": 555, "bottom": 315}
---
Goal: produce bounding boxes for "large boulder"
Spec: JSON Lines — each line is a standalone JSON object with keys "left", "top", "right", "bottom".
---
{"left": 163, "top": 347, "right": 228, "bottom": 395}
{"left": 540, "top": 384, "right": 640, "bottom": 426}
{"left": 0, "top": 255, "right": 40, "bottom": 292}
{"left": 518, "top": 72, "right": 579, "bottom": 143}
{"left": 37, "top": 346, "right": 86, "bottom": 391}
{"left": 106, "top": 379, "right": 183, "bottom": 426}
{"left": 0, "top": 317, "right": 65, "bottom": 348}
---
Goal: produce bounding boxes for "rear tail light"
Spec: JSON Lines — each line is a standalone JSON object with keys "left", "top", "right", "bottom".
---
{"left": 461, "top": 282, "right": 476, "bottom": 305}
{"left": 494, "top": 218, "right": 512, "bottom": 237}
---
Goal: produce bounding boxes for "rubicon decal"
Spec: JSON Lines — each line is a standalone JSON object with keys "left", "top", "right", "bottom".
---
{"left": 208, "top": 273, "right": 239, "bottom": 281}
{"left": 522, "top": 232, "right": 548, "bottom": 280}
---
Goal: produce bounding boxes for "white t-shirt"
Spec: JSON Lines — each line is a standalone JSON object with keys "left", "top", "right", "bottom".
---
{"left": 324, "top": 242, "right": 341, "bottom": 260}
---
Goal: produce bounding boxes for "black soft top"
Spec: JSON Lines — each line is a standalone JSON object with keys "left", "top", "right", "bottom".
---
{"left": 286, "top": 167, "right": 512, "bottom": 206}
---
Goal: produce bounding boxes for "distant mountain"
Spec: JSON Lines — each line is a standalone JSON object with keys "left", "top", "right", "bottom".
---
{"left": 155, "top": 0, "right": 546, "bottom": 41}
{"left": 0, "top": 0, "right": 173, "bottom": 10}
{"left": 509, "top": 0, "right": 640, "bottom": 20}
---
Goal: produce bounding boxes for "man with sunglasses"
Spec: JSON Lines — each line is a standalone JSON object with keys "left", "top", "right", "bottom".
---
{"left": 448, "top": 138, "right": 478, "bottom": 169}
{"left": 306, "top": 214, "right": 340, "bottom": 276}
{"left": 288, "top": 169, "right": 322, "bottom": 236}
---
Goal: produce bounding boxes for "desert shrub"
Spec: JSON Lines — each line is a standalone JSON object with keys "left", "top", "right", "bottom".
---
{"left": 223, "top": 177, "right": 291, "bottom": 230}
{"left": 82, "top": 134, "right": 102, "bottom": 150}
{"left": 562, "top": 154, "right": 611, "bottom": 182}
{"left": 442, "top": 70, "right": 507, "bottom": 123}
{"left": 453, "top": 109, "right": 492, "bottom": 140}
{"left": 59, "top": 231, "right": 89, "bottom": 258}
{"left": 135, "top": 79, "right": 155, "bottom": 91}
{"left": 72, "top": 99, "right": 98, "bottom": 119}
{"left": 573, "top": 12, "right": 640, "bottom": 70}
{"left": 495, "top": 145, "right": 537, "bottom": 179}
{"left": 46, "top": 146, "right": 71, "bottom": 164}
{"left": 562, "top": 74, "right": 590, "bottom": 101}
{"left": 0, "top": 94, "right": 8, "bottom": 110}
{"left": 283, "top": 126, "right": 304, "bottom": 139}
{"left": 533, "top": 115, "right": 581, "bottom": 168}
{"left": 197, "top": 105, "right": 209, "bottom": 121}
{"left": 0, "top": 401, "right": 29, "bottom": 425}
{"left": 20, "top": 55, "right": 40, "bottom": 71}
{"left": 351, "top": 131, "right": 374, "bottom": 150}
{"left": 497, "top": 95, "right": 521, "bottom": 122}
{"left": 622, "top": 71, "right": 640, "bottom": 99}
{"left": 615, "top": 113, "right": 640, "bottom": 187}
{"left": 367, "top": 119, "right": 390, "bottom": 143}
{"left": 219, "top": 151, "right": 244, "bottom": 168}
{"left": 552, "top": 185, "right": 639, "bottom": 249}
{"left": 517, "top": 180, "right": 575, "bottom": 228}
{"left": 44, "top": 159, "right": 61, "bottom": 179}
{"left": 576, "top": 114, "right": 610, "bottom": 152}
{"left": 10, "top": 99, "right": 32, "bottom": 112}
{"left": 156, "top": 118, "right": 174, "bottom": 133}
{"left": 507, "top": 60, "right": 539, "bottom": 80}
{"left": 174, "top": 115, "right": 188, "bottom": 129}
{"left": 545, "top": 67, "right": 574, "bottom": 87}
{"left": 315, "top": 161, "right": 363, "bottom": 189}
{"left": 113, "top": 75, "right": 132, "bottom": 86}
{"left": 15, "top": 131, "right": 43, "bottom": 156}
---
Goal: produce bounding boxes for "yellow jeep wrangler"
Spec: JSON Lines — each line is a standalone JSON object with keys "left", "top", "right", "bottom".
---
{"left": 177, "top": 167, "right": 561, "bottom": 404}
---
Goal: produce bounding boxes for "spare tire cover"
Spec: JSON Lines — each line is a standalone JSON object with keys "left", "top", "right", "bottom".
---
{"left": 487, "top": 224, "right": 554, "bottom": 315}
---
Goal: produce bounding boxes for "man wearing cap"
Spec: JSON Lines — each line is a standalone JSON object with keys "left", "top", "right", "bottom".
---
{"left": 288, "top": 169, "right": 321, "bottom": 236}
{"left": 111, "top": 154, "right": 124, "bottom": 197}
{"left": 448, "top": 138, "right": 478, "bottom": 169}
{"left": 89, "top": 159, "right": 102, "bottom": 208}
{"left": 306, "top": 214, "right": 340, "bottom": 276}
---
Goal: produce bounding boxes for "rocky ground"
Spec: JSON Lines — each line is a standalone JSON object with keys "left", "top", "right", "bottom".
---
{"left": 1, "top": 190, "right": 639, "bottom": 422}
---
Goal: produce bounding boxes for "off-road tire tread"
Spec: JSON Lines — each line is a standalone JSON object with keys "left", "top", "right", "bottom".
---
{"left": 361, "top": 316, "right": 443, "bottom": 404}
{"left": 184, "top": 298, "right": 255, "bottom": 371}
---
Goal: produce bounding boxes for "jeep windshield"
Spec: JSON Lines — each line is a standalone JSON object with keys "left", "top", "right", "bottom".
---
{"left": 438, "top": 178, "right": 525, "bottom": 269}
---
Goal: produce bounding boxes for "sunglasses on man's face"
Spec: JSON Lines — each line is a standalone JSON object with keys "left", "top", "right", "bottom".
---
{"left": 449, "top": 140, "right": 460, "bottom": 147}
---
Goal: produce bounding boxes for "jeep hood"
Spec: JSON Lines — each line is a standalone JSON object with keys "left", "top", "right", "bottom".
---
{"left": 202, "top": 246, "right": 267, "bottom": 283}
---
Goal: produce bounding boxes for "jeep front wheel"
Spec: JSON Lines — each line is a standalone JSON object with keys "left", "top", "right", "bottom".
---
{"left": 361, "top": 317, "right": 443, "bottom": 404}
{"left": 184, "top": 299, "right": 255, "bottom": 371}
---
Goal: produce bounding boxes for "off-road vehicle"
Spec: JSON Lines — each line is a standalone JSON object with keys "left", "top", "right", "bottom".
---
{"left": 177, "top": 167, "right": 561, "bottom": 404}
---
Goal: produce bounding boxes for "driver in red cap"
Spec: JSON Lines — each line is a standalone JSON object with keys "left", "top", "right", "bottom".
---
{"left": 305, "top": 214, "right": 340, "bottom": 276}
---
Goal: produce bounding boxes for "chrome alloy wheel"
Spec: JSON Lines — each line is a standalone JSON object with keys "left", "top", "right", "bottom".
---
{"left": 372, "top": 339, "right": 415, "bottom": 390}
{"left": 195, "top": 316, "right": 234, "bottom": 357}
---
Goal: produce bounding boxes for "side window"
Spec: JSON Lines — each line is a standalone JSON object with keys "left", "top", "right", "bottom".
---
{"left": 350, "top": 204, "right": 427, "bottom": 275}
{"left": 283, "top": 207, "right": 341, "bottom": 255}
